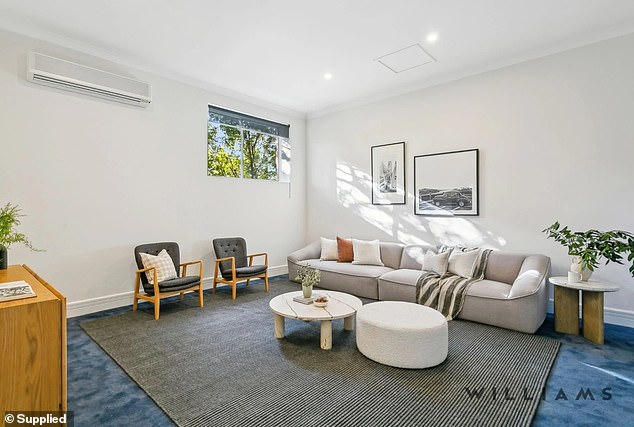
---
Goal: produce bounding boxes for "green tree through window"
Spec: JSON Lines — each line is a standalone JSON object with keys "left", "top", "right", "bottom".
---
{"left": 207, "top": 105, "right": 290, "bottom": 181}
{"left": 207, "top": 123, "right": 241, "bottom": 178}
{"left": 242, "top": 130, "right": 278, "bottom": 180}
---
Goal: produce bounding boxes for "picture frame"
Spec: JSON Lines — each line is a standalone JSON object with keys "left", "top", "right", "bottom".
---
{"left": 414, "top": 148, "right": 479, "bottom": 216}
{"left": 371, "top": 141, "right": 406, "bottom": 205}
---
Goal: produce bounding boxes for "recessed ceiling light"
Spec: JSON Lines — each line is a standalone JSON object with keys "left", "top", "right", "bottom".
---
{"left": 323, "top": 72, "right": 333, "bottom": 80}
{"left": 426, "top": 32, "right": 438, "bottom": 43}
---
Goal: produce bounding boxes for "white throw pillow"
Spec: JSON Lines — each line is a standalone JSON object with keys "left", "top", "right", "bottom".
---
{"left": 140, "top": 249, "right": 178, "bottom": 284}
{"left": 351, "top": 239, "right": 384, "bottom": 266}
{"left": 448, "top": 248, "right": 481, "bottom": 278}
{"left": 422, "top": 249, "right": 451, "bottom": 275}
{"left": 320, "top": 237, "right": 339, "bottom": 261}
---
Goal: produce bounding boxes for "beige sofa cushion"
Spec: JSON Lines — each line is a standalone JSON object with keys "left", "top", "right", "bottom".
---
{"left": 379, "top": 242, "right": 405, "bottom": 270}
{"left": 352, "top": 239, "right": 384, "bottom": 266}
{"left": 422, "top": 250, "right": 451, "bottom": 274}
{"left": 320, "top": 237, "right": 338, "bottom": 260}
{"left": 459, "top": 282, "right": 548, "bottom": 334}
{"left": 485, "top": 252, "right": 526, "bottom": 284}
{"left": 465, "top": 279, "right": 512, "bottom": 299}
{"left": 303, "top": 259, "right": 393, "bottom": 278}
{"left": 399, "top": 244, "right": 436, "bottom": 269}
{"left": 377, "top": 269, "right": 421, "bottom": 301}
{"left": 301, "top": 259, "right": 394, "bottom": 300}
{"left": 379, "top": 271, "right": 513, "bottom": 301}
{"left": 448, "top": 249, "right": 480, "bottom": 278}
{"left": 378, "top": 268, "right": 422, "bottom": 287}
{"left": 379, "top": 269, "right": 511, "bottom": 302}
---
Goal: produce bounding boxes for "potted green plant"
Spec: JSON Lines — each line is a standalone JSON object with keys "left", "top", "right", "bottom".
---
{"left": 543, "top": 221, "right": 634, "bottom": 281}
{"left": 0, "top": 203, "right": 41, "bottom": 269}
{"left": 296, "top": 265, "right": 321, "bottom": 298}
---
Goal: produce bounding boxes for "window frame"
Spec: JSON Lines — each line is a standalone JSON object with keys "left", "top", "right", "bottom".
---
{"left": 207, "top": 104, "right": 290, "bottom": 182}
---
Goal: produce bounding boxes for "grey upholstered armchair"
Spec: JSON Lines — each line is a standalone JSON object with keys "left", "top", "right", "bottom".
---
{"left": 133, "top": 242, "right": 204, "bottom": 320}
{"left": 212, "top": 237, "right": 269, "bottom": 300}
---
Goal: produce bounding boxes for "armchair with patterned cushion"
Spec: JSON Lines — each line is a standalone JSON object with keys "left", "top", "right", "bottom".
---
{"left": 133, "top": 242, "right": 204, "bottom": 320}
{"left": 212, "top": 237, "right": 269, "bottom": 300}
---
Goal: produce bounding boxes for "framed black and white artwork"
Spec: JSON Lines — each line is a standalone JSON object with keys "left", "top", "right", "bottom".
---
{"left": 414, "top": 148, "right": 479, "bottom": 216}
{"left": 371, "top": 141, "right": 406, "bottom": 205}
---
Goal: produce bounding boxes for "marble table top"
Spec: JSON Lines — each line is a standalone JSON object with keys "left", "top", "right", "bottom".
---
{"left": 269, "top": 290, "right": 362, "bottom": 321}
{"left": 549, "top": 276, "right": 619, "bottom": 292}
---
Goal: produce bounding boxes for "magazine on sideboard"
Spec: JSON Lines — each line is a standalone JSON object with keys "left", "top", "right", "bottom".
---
{"left": 0, "top": 280, "right": 37, "bottom": 302}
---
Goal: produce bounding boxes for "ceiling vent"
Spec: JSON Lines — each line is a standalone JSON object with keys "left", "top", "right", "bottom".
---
{"left": 27, "top": 52, "right": 152, "bottom": 107}
{"left": 375, "top": 43, "right": 436, "bottom": 73}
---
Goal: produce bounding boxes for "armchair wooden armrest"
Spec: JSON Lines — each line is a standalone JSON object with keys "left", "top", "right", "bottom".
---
{"left": 180, "top": 259, "right": 203, "bottom": 277}
{"left": 247, "top": 252, "right": 268, "bottom": 267}
{"left": 135, "top": 266, "right": 159, "bottom": 295}
{"left": 214, "top": 256, "right": 236, "bottom": 279}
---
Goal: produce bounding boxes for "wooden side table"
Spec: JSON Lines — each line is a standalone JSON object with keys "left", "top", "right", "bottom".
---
{"left": 549, "top": 276, "right": 618, "bottom": 344}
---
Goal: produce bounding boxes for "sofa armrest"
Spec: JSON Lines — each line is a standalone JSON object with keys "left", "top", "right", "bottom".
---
{"left": 508, "top": 255, "right": 551, "bottom": 299}
{"left": 287, "top": 240, "right": 321, "bottom": 263}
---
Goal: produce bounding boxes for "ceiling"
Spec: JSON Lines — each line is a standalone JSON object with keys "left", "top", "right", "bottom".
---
{"left": 1, "top": 0, "right": 634, "bottom": 117}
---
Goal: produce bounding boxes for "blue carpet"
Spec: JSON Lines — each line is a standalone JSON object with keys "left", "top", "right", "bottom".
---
{"left": 68, "top": 276, "right": 634, "bottom": 426}
{"left": 532, "top": 315, "right": 634, "bottom": 426}
{"left": 68, "top": 304, "right": 173, "bottom": 426}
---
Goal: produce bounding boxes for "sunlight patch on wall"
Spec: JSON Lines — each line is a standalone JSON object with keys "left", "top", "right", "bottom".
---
{"left": 337, "top": 161, "right": 432, "bottom": 242}
{"left": 336, "top": 160, "right": 504, "bottom": 248}
{"left": 486, "top": 230, "right": 507, "bottom": 246}
{"left": 356, "top": 205, "right": 397, "bottom": 236}
{"left": 336, "top": 162, "right": 371, "bottom": 206}
{"left": 395, "top": 213, "right": 431, "bottom": 245}
{"left": 337, "top": 161, "right": 394, "bottom": 236}
{"left": 428, "top": 217, "right": 485, "bottom": 247}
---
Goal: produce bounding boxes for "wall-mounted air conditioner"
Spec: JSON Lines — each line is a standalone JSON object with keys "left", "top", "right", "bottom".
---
{"left": 26, "top": 52, "right": 152, "bottom": 107}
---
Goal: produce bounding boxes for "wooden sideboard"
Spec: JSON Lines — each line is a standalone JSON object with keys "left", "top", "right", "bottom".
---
{"left": 0, "top": 265, "right": 67, "bottom": 413}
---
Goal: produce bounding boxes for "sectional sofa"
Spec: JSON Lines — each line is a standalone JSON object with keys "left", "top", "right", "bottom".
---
{"left": 287, "top": 240, "right": 551, "bottom": 334}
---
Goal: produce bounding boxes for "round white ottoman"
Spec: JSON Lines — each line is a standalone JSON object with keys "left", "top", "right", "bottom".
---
{"left": 356, "top": 301, "right": 448, "bottom": 369}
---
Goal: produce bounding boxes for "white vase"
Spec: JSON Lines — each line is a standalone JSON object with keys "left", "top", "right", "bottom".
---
{"left": 570, "top": 256, "right": 592, "bottom": 281}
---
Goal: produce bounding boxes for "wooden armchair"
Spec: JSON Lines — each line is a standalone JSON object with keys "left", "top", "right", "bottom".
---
{"left": 212, "top": 237, "right": 269, "bottom": 300}
{"left": 133, "top": 242, "right": 204, "bottom": 320}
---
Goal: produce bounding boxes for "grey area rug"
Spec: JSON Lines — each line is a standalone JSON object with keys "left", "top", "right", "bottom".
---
{"left": 81, "top": 280, "right": 560, "bottom": 427}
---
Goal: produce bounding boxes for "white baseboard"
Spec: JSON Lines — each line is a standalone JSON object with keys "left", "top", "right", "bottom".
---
{"left": 67, "top": 291, "right": 135, "bottom": 318}
{"left": 267, "top": 265, "right": 288, "bottom": 277}
{"left": 67, "top": 264, "right": 288, "bottom": 318}
{"left": 69, "top": 266, "right": 634, "bottom": 329}
{"left": 547, "top": 299, "right": 634, "bottom": 328}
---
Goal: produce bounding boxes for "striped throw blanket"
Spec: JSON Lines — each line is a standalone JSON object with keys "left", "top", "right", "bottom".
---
{"left": 416, "top": 249, "right": 492, "bottom": 320}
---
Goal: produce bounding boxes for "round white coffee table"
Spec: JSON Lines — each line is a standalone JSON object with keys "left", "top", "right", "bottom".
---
{"left": 549, "top": 276, "right": 619, "bottom": 344}
{"left": 269, "top": 290, "right": 362, "bottom": 350}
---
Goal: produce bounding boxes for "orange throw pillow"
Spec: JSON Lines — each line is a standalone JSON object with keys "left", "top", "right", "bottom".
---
{"left": 337, "top": 237, "right": 354, "bottom": 263}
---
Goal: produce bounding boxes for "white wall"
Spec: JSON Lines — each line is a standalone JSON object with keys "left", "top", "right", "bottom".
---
{"left": 3, "top": 28, "right": 633, "bottom": 323}
{"left": 306, "top": 33, "right": 634, "bottom": 323}
{"left": 0, "top": 30, "right": 306, "bottom": 313}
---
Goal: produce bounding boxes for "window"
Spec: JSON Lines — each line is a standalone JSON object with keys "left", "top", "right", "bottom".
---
{"left": 207, "top": 105, "right": 290, "bottom": 182}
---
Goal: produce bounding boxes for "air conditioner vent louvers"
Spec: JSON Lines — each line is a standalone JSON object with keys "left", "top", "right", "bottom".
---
{"left": 27, "top": 52, "right": 151, "bottom": 107}
{"left": 31, "top": 75, "right": 146, "bottom": 103}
